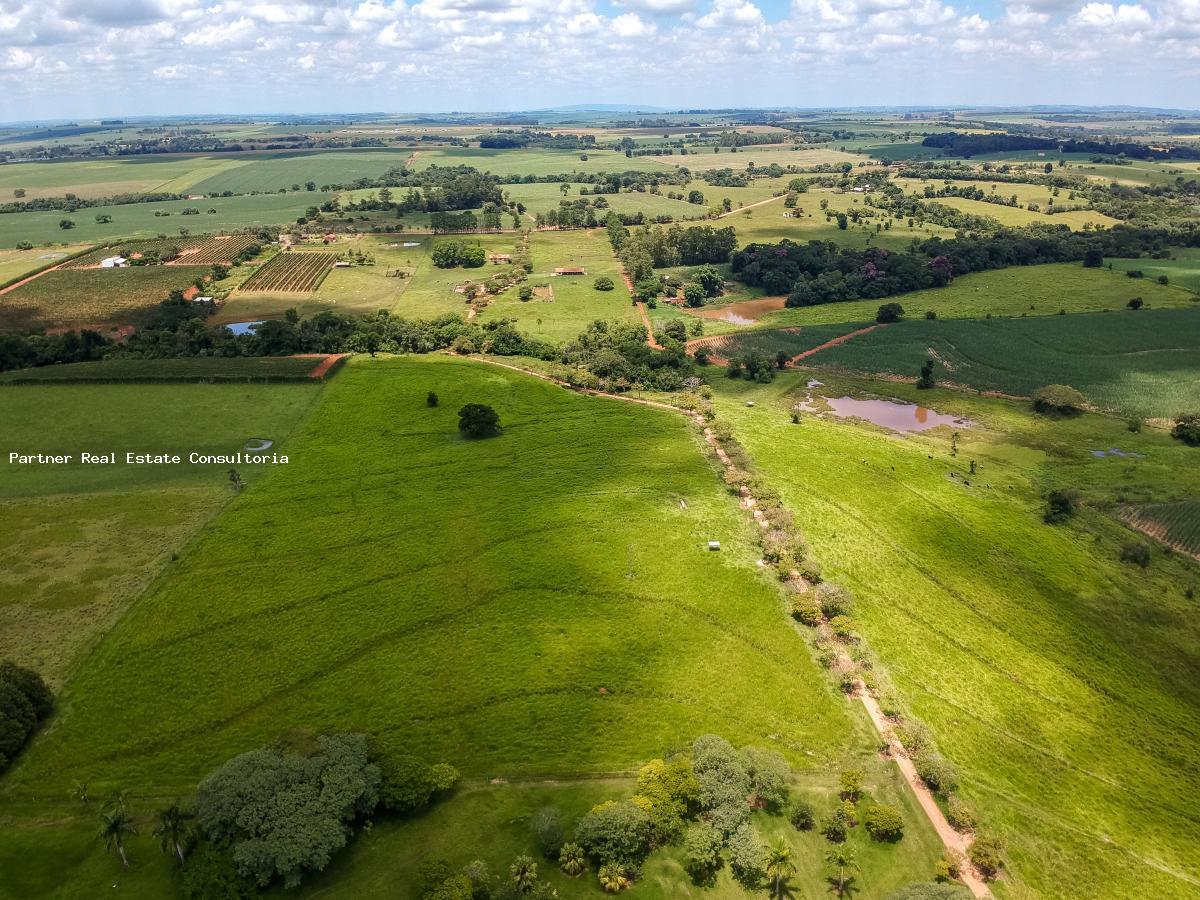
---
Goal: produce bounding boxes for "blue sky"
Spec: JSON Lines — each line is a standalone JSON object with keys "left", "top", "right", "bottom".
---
{"left": 0, "top": 0, "right": 1196, "bottom": 120}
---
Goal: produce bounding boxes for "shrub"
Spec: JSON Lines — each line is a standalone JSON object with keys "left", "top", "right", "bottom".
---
{"left": 531, "top": 806, "right": 565, "bottom": 858}
{"left": 431, "top": 241, "right": 462, "bottom": 268}
{"left": 838, "top": 769, "right": 864, "bottom": 801}
{"left": 1173, "top": 414, "right": 1200, "bottom": 446}
{"left": 195, "top": 733, "right": 380, "bottom": 888}
{"left": 458, "top": 403, "right": 500, "bottom": 438}
{"left": 924, "top": 310, "right": 938, "bottom": 320}
{"left": 816, "top": 582, "right": 854, "bottom": 618}
{"left": 789, "top": 799, "right": 815, "bottom": 831}
{"left": 681, "top": 823, "right": 723, "bottom": 884}
{"left": 1082, "top": 248, "right": 1104, "bottom": 268}
{"left": 821, "top": 806, "right": 850, "bottom": 843}
{"left": 726, "top": 822, "right": 766, "bottom": 886}
{"left": 575, "top": 800, "right": 651, "bottom": 865}
{"left": 968, "top": 833, "right": 1006, "bottom": 880}
{"left": 829, "top": 615, "right": 858, "bottom": 639}
{"left": 518, "top": 286, "right": 534, "bottom": 301}
{"left": 1120, "top": 541, "right": 1151, "bottom": 568}
{"left": 864, "top": 803, "right": 905, "bottom": 842}
{"left": 559, "top": 842, "right": 587, "bottom": 876}
{"left": 449, "top": 335, "right": 477, "bottom": 355}
{"left": 1043, "top": 488, "right": 1082, "bottom": 523}
{"left": 1031, "top": 384, "right": 1087, "bottom": 416}
{"left": 426, "top": 391, "right": 439, "bottom": 408}
{"left": 914, "top": 752, "right": 958, "bottom": 795}
{"left": 1127, "top": 296, "right": 1144, "bottom": 309}
{"left": 1157, "top": 275, "right": 1169, "bottom": 285}
{"left": 946, "top": 795, "right": 976, "bottom": 831}
{"left": 0, "top": 660, "right": 52, "bottom": 771}
{"left": 741, "top": 746, "right": 790, "bottom": 810}
{"left": 683, "top": 282, "right": 706, "bottom": 307}
{"left": 377, "top": 754, "right": 458, "bottom": 812}
{"left": 461, "top": 246, "right": 486, "bottom": 268}
{"left": 790, "top": 594, "right": 822, "bottom": 626}
{"left": 593, "top": 276, "right": 615, "bottom": 291}
{"left": 876, "top": 302, "right": 905, "bottom": 323}
{"left": 933, "top": 850, "right": 964, "bottom": 882}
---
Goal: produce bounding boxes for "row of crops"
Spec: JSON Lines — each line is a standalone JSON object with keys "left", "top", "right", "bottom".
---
{"left": 61, "top": 234, "right": 260, "bottom": 269}
{"left": 1119, "top": 502, "right": 1200, "bottom": 559}
{"left": 239, "top": 252, "right": 336, "bottom": 293}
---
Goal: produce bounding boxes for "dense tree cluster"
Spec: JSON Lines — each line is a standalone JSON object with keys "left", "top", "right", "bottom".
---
{"left": 608, "top": 218, "right": 737, "bottom": 282}
{"left": 924, "top": 131, "right": 1200, "bottom": 161}
{"left": 0, "top": 661, "right": 53, "bottom": 771}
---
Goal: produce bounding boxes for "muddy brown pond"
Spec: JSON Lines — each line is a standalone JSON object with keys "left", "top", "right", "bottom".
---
{"left": 799, "top": 388, "right": 972, "bottom": 433}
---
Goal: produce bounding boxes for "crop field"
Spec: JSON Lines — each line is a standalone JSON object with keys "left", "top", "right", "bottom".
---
{"left": 477, "top": 228, "right": 641, "bottom": 342}
{"left": 0, "top": 191, "right": 333, "bottom": 248}
{"left": 0, "top": 155, "right": 247, "bottom": 200}
{"left": 0, "top": 265, "right": 210, "bottom": 330}
{"left": 58, "top": 233, "right": 258, "bottom": 268}
{"left": 238, "top": 250, "right": 336, "bottom": 292}
{"left": 0, "top": 378, "right": 322, "bottom": 683}
{"left": 1119, "top": 501, "right": 1200, "bottom": 559}
{"left": 0, "top": 356, "right": 865, "bottom": 896}
{"left": 810, "top": 308, "right": 1200, "bottom": 419}
{"left": 698, "top": 323, "right": 867, "bottom": 361}
{"left": 184, "top": 149, "right": 417, "bottom": 194}
{"left": 731, "top": 262, "right": 1199, "bottom": 332}
{"left": 406, "top": 147, "right": 670, "bottom": 176}
{"left": 1107, "top": 248, "right": 1200, "bottom": 293}
{"left": 654, "top": 147, "right": 863, "bottom": 173}
{"left": 711, "top": 370, "right": 1200, "bottom": 900}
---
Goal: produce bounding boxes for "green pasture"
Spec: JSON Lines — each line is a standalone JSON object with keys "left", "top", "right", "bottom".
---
{"left": 185, "top": 150, "right": 417, "bottom": 194}
{"left": 407, "top": 147, "right": 669, "bottom": 177}
{"left": 928, "top": 196, "right": 1120, "bottom": 230}
{"left": 1107, "top": 249, "right": 1200, "bottom": 293}
{"left": 730, "top": 263, "right": 1199, "bottom": 332}
{"left": 0, "top": 356, "right": 325, "bottom": 383}
{"left": 3, "top": 354, "right": 850, "bottom": 797}
{"left": 810, "top": 308, "right": 1200, "bottom": 419}
{"left": 0, "top": 192, "right": 333, "bottom": 248}
{"left": 0, "top": 243, "right": 93, "bottom": 284}
{"left": 657, "top": 147, "right": 863, "bottom": 173}
{"left": 0, "top": 266, "right": 210, "bottom": 330}
{"left": 500, "top": 182, "right": 702, "bottom": 220}
{"left": 0, "top": 379, "right": 322, "bottom": 684}
{"left": 711, "top": 370, "right": 1200, "bottom": 900}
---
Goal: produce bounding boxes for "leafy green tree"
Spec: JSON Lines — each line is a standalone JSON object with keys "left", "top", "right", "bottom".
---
{"left": 968, "top": 833, "right": 1006, "bottom": 880}
{"left": 531, "top": 806, "right": 565, "bottom": 858}
{"left": 864, "top": 803, "right": 905, "bottom": 841}
{"left": 681, "top": 823, "right": 723, "bottom": 884}
{"left": 742, "top": 746, "right": 790, "bottom": 810}
{"left": 179, "top": 842, "right": 257, "bottom": 900}
{"left": 458, "top": 403, "right": 501, "bottom": 438}
{"left": 727, "top": 822, "right": 766, "bottom": 886}
{"left": 97, "top": 806, "right": 138, "bottom": 868}
{"left": 917, "top": 358, "right": 936, "bottom": 389}
{"left": 876, "top": 302, "right": 905, "bottom": 323}
{"left": 789, "top": 799, "right": 815, "bottom": 831}
{"left": 195, "top": 732, "right": 380, "bottom": 888}
{"left": 839, "top": 769, "right": 865, "bottom": 802}
{"left": 1031, "top": 384, "right": 1086, "bottom": 416}
{"left": 822, "top": 806, "right": 851, "bottom": 843}
{"left": 593, "top": 276, "right": 615, "bottom": 291}
{"left": 683, "top": 282, "right": 706, "bottom": 307}
{"left": 575, "top": 800, "right": 651, "bottom": 865}
{"left": 1173, "top": 414, "right": 1200, "bottom": 446}
{"left": 427, "top": 391, "right": 439, "bottom": 407}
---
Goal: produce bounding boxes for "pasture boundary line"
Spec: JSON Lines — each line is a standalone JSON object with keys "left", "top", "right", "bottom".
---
{"left": 463, "top": 352, "right": 991, "bottom": 896}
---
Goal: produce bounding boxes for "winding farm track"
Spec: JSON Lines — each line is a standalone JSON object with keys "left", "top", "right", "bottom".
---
{"left": 465, "top": 351, "right": 992, "bottom": 896}
{"left": 0, "top": 261, "right": 65, "bottom": 297}
{"left": 684, "top": 322, "right": 889, "bottom": 367}
{"left": 789, "top": 322, "right": 887, "bottom": 362}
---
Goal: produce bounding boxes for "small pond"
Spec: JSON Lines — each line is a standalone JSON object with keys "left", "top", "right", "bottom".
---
{"left": 1090, "top": 448, "right": 1145, "bottom": 459}
{"left": 224, "top": 321, "right": 264, "bottom": 336}
{"left": 800, "top": 394, "right": 971, "bottom": 433}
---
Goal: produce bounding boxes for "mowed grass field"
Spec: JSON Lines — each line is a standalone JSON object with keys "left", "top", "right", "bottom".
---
{"left": 712, "top": 371, "right": 1200, "bottom": 900}
{"left": 0, "top": 266, "right": 210, "bottom": 330}
{"left": 1107, "top": 249, "right": 1200, "bottom": 293}
{"left": 0, "top": 244, "right": 93, "bottom": 284}
{"left": 0, "top": 192, "right": 333, "bottom": 248}
{"left": 185, "top": 150, "right": 418, "bottom": 194}
{"left": 928, "top": 196, "right": 1121, "bottom": 230}
{"left": 0, "top": 156, "right": 248, "bottom": 200}
{"left": 406, "top": 147, "right": 670, "bottom": 176}
{"left": 0, "top": 379, "right": 323, "bottom": 685}
{"left": 2, "top": 353, "right": 851, "bottom": 801}
{"left": 812, "top": 308, "right": 1200, "bottom": 419}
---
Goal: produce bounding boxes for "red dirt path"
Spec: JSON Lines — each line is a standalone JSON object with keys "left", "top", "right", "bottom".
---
{"left": 289, "top": 353, "right": 348, "bottom": 379}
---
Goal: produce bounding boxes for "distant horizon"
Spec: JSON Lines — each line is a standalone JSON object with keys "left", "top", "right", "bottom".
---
{"left": 2, "top": 0, "right": 1198, "bottom": 121}
{"left": 4, "top": 102, "right": 1200, "bottom": 130}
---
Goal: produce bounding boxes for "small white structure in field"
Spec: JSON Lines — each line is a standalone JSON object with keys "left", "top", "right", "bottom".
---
{"left": 707, "top": 541, "right": 721, "bottom": 551}
{"left": 746, "top": 401, "right": 755, "bottom": 407}
{"left": 99, "top": 256, "right": 127, "bottom": 268}
{"left": 193, "top": 296, "right": 213, "bottom": 303}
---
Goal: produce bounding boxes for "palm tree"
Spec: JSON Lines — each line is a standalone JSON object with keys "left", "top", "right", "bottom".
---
{"left": 825, "top": 844, "right": 859, "bottom": 898}
{"left": 509, "top": 854, "right": 538, "bottom": 894}
{"left": 71, "top": 781, "right": 89, "bottom": 805}
{"left": 559, "top": 842, "right": 587, "bottom": 877}
{"left": 97, "top": 807, "right": 138, "bottom": 869}
{"left": 152, "top": 802, "right": 192, "bottom": 866}
{"left": 766, "top": 842, "right": 796, "bottom": 899}
{"left": 598, "top": 863, "right": 631, "bottom": 893}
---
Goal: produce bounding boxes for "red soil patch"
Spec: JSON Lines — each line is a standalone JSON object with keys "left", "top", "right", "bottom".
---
{"left": 0, "top": 262, "right": 65, "bottom": 297}
{"left": 291, "top": 353, "right": 348, "bottom": 380}
{"left": 182, "top": 285, "right": 200, "bottom": 300}
{"left": 687, "top": 295, "right": 787, "bottom": 323}
{"left": 789, "top": 323, "right": 886, "bottom": 363}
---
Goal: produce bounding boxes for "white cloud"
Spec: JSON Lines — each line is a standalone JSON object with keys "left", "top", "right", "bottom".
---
{"left": 612, "top": 12, "right": 654, "bottom": 36}
{"left": 181, "top": 16, "right": 258, "bottom": 47}
{"left": 1070, "top": 3, "right": 1152, "bottom": 29}
{"left": 697, "top": 0, "right": 764, "bottom": 29}
{"left": 296, "top": 53, "right": 316, "bottom": 69}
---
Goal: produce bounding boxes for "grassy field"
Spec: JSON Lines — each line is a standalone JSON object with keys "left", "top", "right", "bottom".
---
{"left": 478, "top": 229, "right": 640, "bottom": 342}
{"left": 185, "top": 150, "right": 417, "bottom": 194}
{"left": 0, "top": 356, "right": 328, "bottom": 383}
{"left": 711, "top": 370, "right": 1200, "bottom": 900}
{"left": 723, "top": 263, "right": 1200, "bottom": 332}
{"left": 406, "top": 147, "right": 670, "bottom": 177}
{"left": 0, "top": 356, "right": 861, "bottom": 890}
{"left": 651, "top": 147, "right": 863, "bottom": 173}
{"left": 0, "top": 156, "right": 247, "bottom": 200}
{"left": 809, "top": 307, "right": 1200, "bottom": 419}
{"left": 0, "top": 379, "right": 322, "bottom": 684}
{"left": 0, "top": 244, "right": 94, "bottom": 285}
{"left": 1107, "top": 249, "right": 1200, "bottom": 293}
{"left": 0, "top": 192, "right": 332, "bottom": 248}
{"left": 0, "top": 266, "right": 210, "bottom": 330}
{"left": 699, "top": 323, "right": 868, "bottom": 361}
{"left": 501, "top": 182, "right": 703, "bottom": 220}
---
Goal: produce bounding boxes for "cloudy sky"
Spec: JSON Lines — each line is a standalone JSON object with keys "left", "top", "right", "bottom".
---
{"left": 0, "top": 0, "right": 1196, "bottom": 121}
